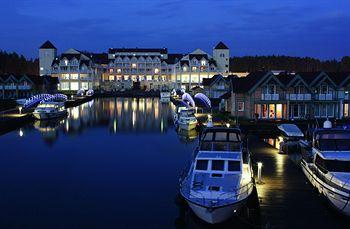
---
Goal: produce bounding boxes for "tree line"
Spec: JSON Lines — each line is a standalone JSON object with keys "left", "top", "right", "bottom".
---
{"left": 230, "top": 55, "right": 350, "bottom": 72}
{"left": 0, "top": 50, "right": 349, "bottom": 75}
{"left": 0, "top": 51, "right": 39, "bottom": 75}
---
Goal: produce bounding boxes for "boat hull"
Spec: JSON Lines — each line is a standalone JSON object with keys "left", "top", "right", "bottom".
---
{"left": 301, "top": 160, "right": 350, "bottom": 216}
{"left": 33, "top": 110, "right": 67, "bottom": 120}
{"left": 178, "top": 121, "right": 197, "bottom": 131}
{"left": 188, "top": 200, "right": 246, "bottom": 224}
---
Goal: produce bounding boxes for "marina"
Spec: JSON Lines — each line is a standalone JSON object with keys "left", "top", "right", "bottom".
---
{"left": 0, "top": 97, "right": 349, "bottom": 228}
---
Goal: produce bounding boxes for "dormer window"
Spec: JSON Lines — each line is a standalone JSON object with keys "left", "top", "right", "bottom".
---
{"left": 264, "top": 84, "right": 276, "bottom": 94}
{"left": 183, "top": 66, "right": 187, "bottom": 72}
{"left": 201, "top": 60, "right": 206, "bottom": 66}
{"left": 64, "top": 60, "right": 68, "bottom": 66}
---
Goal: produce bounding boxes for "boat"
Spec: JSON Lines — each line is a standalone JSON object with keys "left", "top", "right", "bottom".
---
{"left": 179, "top": 127, "right": 255, "bottom": 224}
{"left": 175, "top": 107, "right": 197, "bottom": 131}
{"left": 277, "top": 124, "right": 304, "bottom": 154}
{"left": 86, "top": 89, "right": 94, "bottom": 96}
{"left": 300, "top": 120, "right": 350, "bottom": 216}
{"left": 33, "top": 101, "right": 67, "bottom": 120}
{"left": 160, "top": 86, "right": 171, "bottom": 102}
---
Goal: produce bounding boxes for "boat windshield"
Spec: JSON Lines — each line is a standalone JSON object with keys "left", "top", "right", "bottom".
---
{"left": 200, "top": 131, "right": 241, "bottom": 151}
{"left": 326, "top": 160, "right": 350, "bottom": 172}
{"left": 316, "top": 133, "right": 350, "bottom": 151}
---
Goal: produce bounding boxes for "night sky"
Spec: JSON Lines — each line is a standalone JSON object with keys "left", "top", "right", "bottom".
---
{"left": 1, "top": 0, "right": 349, "bottom": 59}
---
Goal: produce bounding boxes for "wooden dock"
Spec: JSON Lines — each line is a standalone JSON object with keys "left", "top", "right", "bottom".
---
{"left": 249, "top": 136, "right": 349, "bottom": 228}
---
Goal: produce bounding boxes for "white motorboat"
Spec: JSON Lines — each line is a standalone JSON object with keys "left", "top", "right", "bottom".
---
{"left": 300, "top": 120, "right": 350, "bottom": 216}
{"left": 160, "top": 86, "right": 171, "bottom": 102}
{"left": 178, "top": 115, "right": 198, "bottom": 131}
{"left": 277, "top": 124, "right": 304, "bottom": 154}
{"left": 180, "top": 127, "right": 254, "bottom": 224}
{"left": 33, "top": 101, "right": 67, "bottom": 120}
{"left": 174, "top": 107, "right": 197, "bottom": 131}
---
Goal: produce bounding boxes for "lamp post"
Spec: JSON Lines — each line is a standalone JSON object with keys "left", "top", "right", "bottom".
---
{"left": 18, "top": 106, "right": 22, "bottom": 115}
{"left": 257, "top": 162, "right": 263, "bottom": 184}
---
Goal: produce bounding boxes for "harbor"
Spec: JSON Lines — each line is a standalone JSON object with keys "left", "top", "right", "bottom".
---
{"left": 0, "top": 97, "right": 349, "bottom": 228}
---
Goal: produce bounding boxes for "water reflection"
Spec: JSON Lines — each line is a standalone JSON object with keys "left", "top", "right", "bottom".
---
{"left": 30, "top": 98, "right": 175, "bottom": 143}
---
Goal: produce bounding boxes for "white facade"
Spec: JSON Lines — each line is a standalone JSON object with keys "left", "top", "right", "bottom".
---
{"left": 39, "top": 41, "right": 57, "bottom": 76}
{"left": 213, "top": 42, "right": 230, "bottom": 74}
{"left": 51, "top": 49, "right": 99, "bottom": 91}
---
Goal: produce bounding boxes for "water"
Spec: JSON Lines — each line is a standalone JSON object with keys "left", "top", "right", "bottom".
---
{"left": 1, "top": 98, "right": 350, "bottom": 228}
{"left": 0, "top": 98, "right": 201, "bottom": 228}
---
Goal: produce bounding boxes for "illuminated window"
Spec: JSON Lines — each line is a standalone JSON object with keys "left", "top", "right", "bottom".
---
{"left": 183, "top": 67, "right": 187, "bottom": 72}
{"left": 154, "top": 68, "right": 159, "bottom": 74}
{"left": 201, "top": 60, "right": 206, "bottom": 66}
{"left": 117, "top": 69, "right": 121, "bottom": 73}
{"left": 132, "top": 63, "right": 137, "bottom": 68}
{"left": 64, "top": 60, "right": 68, "bottom": 66}
{"left": 109, "top": 75, "right": 115, "bottom": 81}
{"left": 71, "top": 74, "right": 78, "bottom": 80}
{"left": 40, "top": 67, "right": 44, "bottom": 71}
{"left": 192, "top": 66, "right": 197, "bottom": 71}
{"left": 70, "top": 82, "right": 79, "bottom": 91}
{"left": 109, "top": 68, "right": 113, "bottom": 73}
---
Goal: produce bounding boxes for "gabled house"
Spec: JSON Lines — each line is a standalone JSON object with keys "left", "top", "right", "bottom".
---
{"left": 202, "top": 74, "right": 233, "bottom": 99}
{"left": 224, "top": 71, "right": 350, "bottom": 120}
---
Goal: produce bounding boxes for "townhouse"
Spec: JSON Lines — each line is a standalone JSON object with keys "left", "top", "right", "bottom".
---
{"left": 225, "top": 71, "right": 350, "bottom": 120}
{"left": 0, "top": 74, "right": 58, "bottom": 99}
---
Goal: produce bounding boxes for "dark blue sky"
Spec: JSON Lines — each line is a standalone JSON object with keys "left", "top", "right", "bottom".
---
{"left": 1, "top": 0, "right": 349, "bottom": 59}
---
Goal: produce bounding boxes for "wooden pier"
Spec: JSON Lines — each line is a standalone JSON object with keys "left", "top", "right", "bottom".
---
{"left": 249, "top": 137, "right": 349, "bottom": 228}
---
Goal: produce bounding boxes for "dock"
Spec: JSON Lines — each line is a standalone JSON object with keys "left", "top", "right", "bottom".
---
{"left": 249, "top": 136, "right": 349, "bottom": 228}
{"left": 0, "top": 96, "right": 94, "bottom": 136}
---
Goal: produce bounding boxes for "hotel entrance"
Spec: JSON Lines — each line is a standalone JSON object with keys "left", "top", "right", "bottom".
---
{"left": 255, "top": 103, "right": 284, "bottom": 120}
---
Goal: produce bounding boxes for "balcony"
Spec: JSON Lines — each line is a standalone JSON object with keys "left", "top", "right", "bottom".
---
{"left": 261, "top": 94, "right": 279, "bottom": 100}
{"left": 4, "top": 85, "right": 16, "bottom": 90}
{"left": 286, "top": 93, "right": 311, "bottom": 101}
{"left": 315, "top": 93, "right": 333, "bottom": 100}
{"left": 18, "top": 85, "right": 31, "bottom": 90}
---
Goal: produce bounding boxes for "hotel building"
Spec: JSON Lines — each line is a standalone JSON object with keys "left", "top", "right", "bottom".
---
{"left": 39, "top": 41, "right": 230, "bottom": 92}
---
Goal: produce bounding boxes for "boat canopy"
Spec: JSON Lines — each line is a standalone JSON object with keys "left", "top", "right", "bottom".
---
{"left": 278, "top": 124, "right": 304, "bottom": 137}
{"left": 181, "top": 93, "right": 195, "bottom": 107}
{"left": 194, "top": 93, "right": 211, "bottom": 108}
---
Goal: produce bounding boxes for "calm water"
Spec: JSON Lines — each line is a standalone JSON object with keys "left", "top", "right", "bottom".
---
{"left": 2, "top": 98, "right": 350, "bottom": 228}
{"left": 0, "top": 98, "right": 202, "bottom": 228}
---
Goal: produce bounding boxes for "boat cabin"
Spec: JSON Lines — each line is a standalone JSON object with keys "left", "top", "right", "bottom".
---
{"left": 199, "top": 128, "right": 242, "bottom": 152}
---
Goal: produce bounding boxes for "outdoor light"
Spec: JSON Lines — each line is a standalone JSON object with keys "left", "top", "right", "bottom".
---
{"left": 18, "top": 106, "right": 22, "bottom": 114}
{"left": 226, "top": 123, "right": 230, "bottom": 128}
{"left": 257, "top": 162, "right": 263, "bottom": 184}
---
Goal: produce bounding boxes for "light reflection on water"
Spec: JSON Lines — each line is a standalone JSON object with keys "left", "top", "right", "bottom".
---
{"left": 29, "top": 97, "right": 177, "bottom": 144}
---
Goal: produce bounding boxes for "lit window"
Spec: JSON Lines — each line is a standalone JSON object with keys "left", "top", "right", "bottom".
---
{"left": 201, "top": 60, "right": 206, "bottom": 66}
{"left": 109, "top": 75, "right": 115, "bottom": 81}
{"left": 183, "top": 67, "right": 187, "bottom": 72}
{"left": 109, "top": 68, "right": 113, "bottom": 73}
{"left": 132, "top": 63, "right": 137, "bottom": 68}
{"left": 238, "top": 102, "right": 244, "bottom": 111}
{"left": 64, "top": 60, "right": 68, "bottom": 66}
{"left": 40, "top": 67, "right": 44, "bottom": 71}
{"left": 117, "top": 69, "right": 121, "bottom": 73}
{"left": 192, "top": 66, "right": 197, "bottom": 71}
{"left": 154, "top": 68, "right": 159, "bottom": 74}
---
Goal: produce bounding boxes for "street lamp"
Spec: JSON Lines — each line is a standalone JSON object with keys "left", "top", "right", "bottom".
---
{"left": 18, "top": 106, "right": 22, "bottom": 114}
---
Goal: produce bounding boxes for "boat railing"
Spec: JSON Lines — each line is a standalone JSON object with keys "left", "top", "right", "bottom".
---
{"left": 180, "top": 172, "right": 255, "bottom": 206}
{"left": 214, "top": 181, "right": 255, "bottom": 205}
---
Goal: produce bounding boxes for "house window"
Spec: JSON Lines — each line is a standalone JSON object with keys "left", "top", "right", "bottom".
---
{"left": 132, "top": 63, "right": 137, "bottom": 68}
{"left": 154, "top": 68, "right": 159, "bottom": 74}
{"left": 183, "top": 67, "right": 187, "bottom": 72}
{"left": 269, "top": 104, "right": 275, "bottom": 119}
{"left": 109, "top": 68, "right": 113, "bottom": 73}
{"left": 344, "top": 104, "right": 349, "bottom": 117}
{"left": 201, "top": 60, "right": 206, "bottom": 66}
{"left": 238, "top": 102, "right": 244, "bottom": 111}
{"left": 262, "top": 104, "right": 268, "bottom": 119}
{"left": 192, "top": 66, "right": 197, "bottom": 71}
{"left": 109, "top": 75, "right": 115, "bottom": 81}
{"left": 276, "top": 104, "right": 282, "bottom": 119}
{"left": 321, "top": 85, "right": 328, "bottom": 94}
